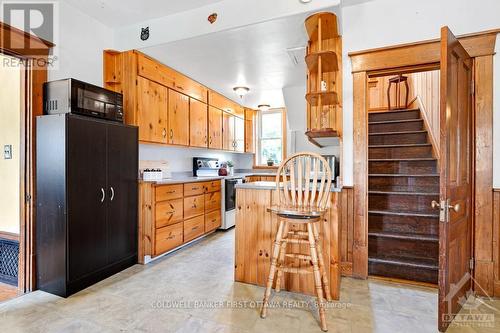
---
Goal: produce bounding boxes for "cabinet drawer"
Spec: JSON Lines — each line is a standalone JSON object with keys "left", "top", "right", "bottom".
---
{"left": 155, "top": 223, "right": 183, "bottom": 256}
{"left": 205, "top": 210, "right": 221, "bottom": 233}
{"left": 184, "top": 194, "right": 205, "bottom": 219}
{"left": 156, "top": 184, "right": 183, "bottom": 202}
{"left": 138, "top": 53, "right": 176, "bottom": 88}
{"left": 205, "top": 191, "right": 221, "bottom": 212}
{"left": 204, "top": 180, "right": 221, "bottom": 193}
{"left": 183, "top": 215, "right": 205, "bottom": 243}
{"left": 172, "top": 73, "right": 208, "bottom": 103}
{"left": 184, "top": 182, "right": 205, "bottom": 197}
{"left": 155, "top": 199, "right": 183, "bottom": 228}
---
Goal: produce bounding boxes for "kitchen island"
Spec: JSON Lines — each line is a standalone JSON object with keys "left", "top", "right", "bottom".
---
{"left": 234, "top": 181, "right": 342, "bottom": 300}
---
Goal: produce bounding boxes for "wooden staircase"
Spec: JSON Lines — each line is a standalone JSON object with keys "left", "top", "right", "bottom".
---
{"left": 368, "top": 108, "right": 439, "bottom": 284}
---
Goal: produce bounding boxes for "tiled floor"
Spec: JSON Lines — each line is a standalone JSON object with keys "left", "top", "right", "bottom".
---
{"left": 0, "top": 229, "right": 498, "bottom": 332}
{"left": 0, "top": 282, "right": 19, "bottom": 303}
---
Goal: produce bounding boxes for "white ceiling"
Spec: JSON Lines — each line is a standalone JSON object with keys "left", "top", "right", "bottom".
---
{"left": 140, "top": 12, "right": 313, "bottom": 109}
{"left": 63, "top": 0, "right": 224, "bottom": 27}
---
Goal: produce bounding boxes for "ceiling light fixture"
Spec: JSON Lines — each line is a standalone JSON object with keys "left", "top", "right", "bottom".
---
{"left": 258, "top": 104, "right": 271, "bottom": 112}
{"left": 300, "top": 0, "right": 312, "bottom": 3}
{"left": 233, "top": 86, "right": 250, "bottom": 98}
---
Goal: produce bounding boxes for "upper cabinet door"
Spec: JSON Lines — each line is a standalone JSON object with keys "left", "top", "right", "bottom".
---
{"left": 222, "top": 111, "right": 235, "bottom": 151}
{"left": 245, "top": 118, "right": 254, "bottom": 153}
{"left": 137, "top": 77, "right": 168, "bottom": 143}
{"left": 234, "top": 116, "right": 245, "bottom": 152}
{"left": 190, "top": 98, "right": 208, "bottom": 148}
{"left": 168, "top": 89, "right": 190, "bottom": 146}
{"left": 208, "top": 106, "right": 223, "bottom": 150}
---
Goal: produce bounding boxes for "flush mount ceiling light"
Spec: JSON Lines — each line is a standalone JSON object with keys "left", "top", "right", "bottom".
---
{"left": 300, "top": 0, "right": 312, "bottom": 3}
{"left": 258, "top": 104, "right": 271, "bottom": 112}
{"left": 233, "top": 86, "right": 250, "bottom": 98}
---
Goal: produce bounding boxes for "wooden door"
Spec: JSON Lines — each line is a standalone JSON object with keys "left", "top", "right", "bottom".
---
{"left": 234, "top": 116, "right": 245, "bottom": 152}
{"left": 137, "top": 77, "right": 167, "bottom": 143}
{"left": 437, "top": 26, "right": 473, "bottom": 332}
{"left": 106, "top": 123, "right": 138, "bottom": 264}
{"left": 208, "top": 106, "right": 222, "bottom": 149}
{"left": 67, "top": 116, "right": 108, "bottom": 282}
{"left": 222, "top": 111, "right": 235, "bottom": 151}
{"left": 168, "top": 89, "right": 189, "bottom": 146}
{"left": 189, "top": 98, "right": 208, "bottom": 148}
{"left": 245, "top": 119, "right": 254, "bottom": 153}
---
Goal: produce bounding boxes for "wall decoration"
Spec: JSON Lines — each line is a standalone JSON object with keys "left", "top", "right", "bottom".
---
{"left": 140, "top": 27, "right": 150, "bottom": 41}
{"left": 208, "top": 13, "right": 218, "bottom": 24}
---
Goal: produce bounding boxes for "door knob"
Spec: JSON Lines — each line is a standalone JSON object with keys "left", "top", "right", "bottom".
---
{"left": 432, "top": 200, "right": 460, "bottom": 212}
{"left": 431, "top": 200, "right": 440, "bottom": 209}
{"left": 449, "top": 203, "right": 460, "bottom": 213}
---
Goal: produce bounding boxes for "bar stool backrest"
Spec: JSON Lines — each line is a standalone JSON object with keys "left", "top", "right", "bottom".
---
{"left": 275, "top": 152, "right": 332, "bottom": 211}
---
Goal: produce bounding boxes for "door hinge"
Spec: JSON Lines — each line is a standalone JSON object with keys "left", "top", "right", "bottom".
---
{"left": 470, "top": 258, "right": 475, "bottom": 271}
{"left": 25, "top": 194, "right": 32, "bottom": 203}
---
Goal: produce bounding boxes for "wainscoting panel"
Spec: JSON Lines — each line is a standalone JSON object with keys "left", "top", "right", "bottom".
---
{"left": 339, "top": 187, "right": 354, "bottom": 276}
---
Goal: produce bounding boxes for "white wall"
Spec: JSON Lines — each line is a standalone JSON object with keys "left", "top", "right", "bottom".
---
{"left": 341, "top": 0, "right": 500, "bottom": 186}
{"left": 48, "top": 1, "right": 114, "bottom": 86}
{"left": 139, "top": 145, "right": 254, "bottom": 173}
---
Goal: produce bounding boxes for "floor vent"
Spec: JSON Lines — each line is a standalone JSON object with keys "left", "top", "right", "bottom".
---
{"left": 0, "top": 238, "right": 19, "bottom": 286}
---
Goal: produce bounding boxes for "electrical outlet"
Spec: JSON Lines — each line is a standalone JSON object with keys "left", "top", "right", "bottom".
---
{"left": 4, "top": 145, "right": 12, "bottom": 159}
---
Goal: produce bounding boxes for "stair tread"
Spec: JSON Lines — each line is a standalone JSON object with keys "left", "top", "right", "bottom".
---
{"left": 369, "top": 158, "right": 437, "bottom": 161}
{"left": 369, "top": 174, "right": 439, "bottom": 177}
{"left": 369, "top": 210, "right": 439, "bottom": 218}
{"left": 369, "top": 119, "right": 423, "bottom": 125}
{"left": 368, "top": 231, "right": 438, "bottom": 242}
{"left": 369, "top": 143, "right": 432, "bottom": 148}
{"left": 368, "top": 108, "right": 419, "bottom": 114}
{"left": 368, "top": 257, "right": 438, "bottom": 270}
{"left": 369, "top": 130, "right": 427, "bottom": 136}
{"left": 369, "top": 190, "right": 439, "bottom": 196}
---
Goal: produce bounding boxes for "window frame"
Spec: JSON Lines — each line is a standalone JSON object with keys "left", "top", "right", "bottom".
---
{"left": 255, "top": 108, "right": 286, "bottom": 167}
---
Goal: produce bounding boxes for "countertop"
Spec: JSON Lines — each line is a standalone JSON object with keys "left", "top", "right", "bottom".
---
{"left": 235, "top": 181, "right": 342, "bottom": 192}
{"left": 139, "top": 171, "right": 277, "bottom": 185}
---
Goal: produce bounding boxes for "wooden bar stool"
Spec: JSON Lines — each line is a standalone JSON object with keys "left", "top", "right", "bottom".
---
{"left": 387, "top": 74, "right": 409, "bottom": 110}
{"left": 260, "top": 152, "right": 332, "bottom": 332}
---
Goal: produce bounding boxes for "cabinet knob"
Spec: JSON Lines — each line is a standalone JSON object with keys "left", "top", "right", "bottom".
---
{"left": 162, "top": 129, "right": 167, "bottom": 138}
{"left": 170, "top": 129, "right": 174, "bottom": 140}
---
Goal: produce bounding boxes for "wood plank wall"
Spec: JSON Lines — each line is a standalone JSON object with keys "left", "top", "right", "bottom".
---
{"left": 494, "top": 189, "right": 500, "bottom": 296}
{"left": 409, "top": 70, "right": 440, "bottom": 148}
{"left": 338, "top": 187, "right": 355, "bottom": 276}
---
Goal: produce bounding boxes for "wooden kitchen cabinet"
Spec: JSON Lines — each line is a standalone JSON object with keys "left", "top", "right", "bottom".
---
{"left": 234, "top": 116, "right": 245, "bottom": 152}
{"left": 190, "top": 98, "right": 208, "bottom": 148}
{"left": 205, "top": 210, "right": 222, "bottom": 233}
{"left": 184, "top": 215, "right": 205, "bottom": 242}
{"left": 168, "top": 89, "right": 189, "bottom": 146}
{"left": 137, "top": 77, "right": 168, "bottom": 143}
{"left": 155, "top": 199, "right": 183, "bottom": 228}
{"left": 222, "top": 111, "right": 235, "bottom": 151}
{"left": 184, "top": 194, "right": 205, "bottom": 220}
{"left": 208, "top": 106, "right": 223, "bottom": 149}
{"left": 245, "top": 109, "right": 255, "bottom": 153}
{"left": 155, "top": 223, "right": 183, "bottom": 256}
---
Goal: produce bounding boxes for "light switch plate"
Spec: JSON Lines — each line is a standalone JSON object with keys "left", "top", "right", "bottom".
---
{"left": 4, "top": 145, "right": 12, "bottom": 159}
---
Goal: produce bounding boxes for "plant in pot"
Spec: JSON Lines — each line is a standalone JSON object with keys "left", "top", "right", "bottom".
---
{"left": 267, "top": 158, "right": 275, "bottom": 167}
{"left": 227, "top": 161, "right": 234, "bottom": 176}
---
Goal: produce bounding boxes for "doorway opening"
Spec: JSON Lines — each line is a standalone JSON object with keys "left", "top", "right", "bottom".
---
{"left": 0, "top": 53, "right": 24, "bottom": 302}
{"left": 366, "top": 67, "right": 441, "bottom": 285}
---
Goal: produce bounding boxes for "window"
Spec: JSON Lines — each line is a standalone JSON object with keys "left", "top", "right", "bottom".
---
{"left": 256, "top": 109, "right": 285, "bottom": 166}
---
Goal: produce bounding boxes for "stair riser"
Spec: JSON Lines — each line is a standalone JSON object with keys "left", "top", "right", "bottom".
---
{"left": 369, "top": 146, "right": 433, "bottom": 159}
{"left": 369, "top": 214, "right": 439, "bottom": 236}
{"left": 369, "top": 176, "right": 439, "bottom": 193}
{"left": 369, "top": 120, "right": 423, "bottom": 133}
{"left": 369, "top": 110, "right": 421, "bottom": 122}
{"left": 369, "top": 132, "right": 428, "bottom": 145}
{"left": 369, "top": 260, "right": 438, "bottom": 284}
{"left": 369, "top": 237, "right": 439, "bottom": 262}
{"left": 369, "top": 160, "right": 437, "bottom": 174}
{"left": 369, "top": 193, "right": 439, "bottom": 214}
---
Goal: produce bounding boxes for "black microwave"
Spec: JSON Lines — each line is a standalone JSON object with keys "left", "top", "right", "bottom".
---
{"left": 43, "top": 78, "right": 123, "bottom": 123}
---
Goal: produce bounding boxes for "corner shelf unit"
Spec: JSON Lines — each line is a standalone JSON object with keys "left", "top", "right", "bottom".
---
{"left": 305, "top": 12, "right": 343, "bottom": 148}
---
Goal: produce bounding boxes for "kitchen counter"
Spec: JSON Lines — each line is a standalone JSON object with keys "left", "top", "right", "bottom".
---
{"left": 234, "top": 184, "right": 341, "bottom": 299}
{"left": 139, "top": 171, "right": 277, "bottom": 185}
{"left": 236, "top": 181, "right": 342, "bottom": 192}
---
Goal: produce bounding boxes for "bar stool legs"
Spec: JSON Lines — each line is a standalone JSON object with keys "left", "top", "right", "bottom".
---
{"left": 260, "top": 219, "right": 330, "bottom": 332}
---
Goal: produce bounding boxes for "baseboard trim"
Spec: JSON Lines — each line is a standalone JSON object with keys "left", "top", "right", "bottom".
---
{"left": 0, "top": 231, "right": 19, "bottom": 242}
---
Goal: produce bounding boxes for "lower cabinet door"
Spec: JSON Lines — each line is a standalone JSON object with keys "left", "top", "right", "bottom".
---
{"left": 155, "top": 223, "right": 183, "bottom": 256}
{"left": 205, "top": 210, "right": 222, "bottom": 232}
{"left": 184, "top": 215, "right": 205, "bottom": 243}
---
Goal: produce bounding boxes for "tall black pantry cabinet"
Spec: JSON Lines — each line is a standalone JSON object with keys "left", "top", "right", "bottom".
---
{"left": 36, "top": 114, "right": 138, "bottom": 297}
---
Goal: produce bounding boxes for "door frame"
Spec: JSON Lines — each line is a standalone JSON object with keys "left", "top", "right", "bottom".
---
{"left": 1, "top": 22, "right": 53, "bottom": 292}
{"left": 348, "top": 28, "right": 499, "bottom": 293}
